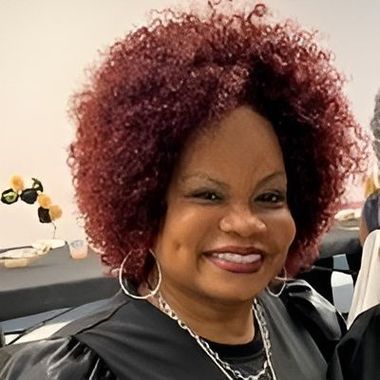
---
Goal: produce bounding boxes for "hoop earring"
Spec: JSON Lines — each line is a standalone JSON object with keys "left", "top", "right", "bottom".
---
{"left": 118, "top": 248, "right": 162, "bottom": 300}
{"left": 266, "top": 267, "right": 287, "bottom": 298}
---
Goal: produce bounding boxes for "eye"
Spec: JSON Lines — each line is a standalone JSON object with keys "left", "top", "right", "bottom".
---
{"left": 256, "top": 191, "right": 286, "bottom": 205}
{"left": 189, "top": 190, "right": 222, "bottom": 202}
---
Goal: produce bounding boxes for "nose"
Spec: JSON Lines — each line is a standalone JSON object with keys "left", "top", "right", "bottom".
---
{"left": 219, "top": 205, "right": 267, "bottom": 238}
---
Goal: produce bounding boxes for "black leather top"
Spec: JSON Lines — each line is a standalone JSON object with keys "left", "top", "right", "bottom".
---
{"left": 0, "top": 280, "right": 346, "bottom": 380}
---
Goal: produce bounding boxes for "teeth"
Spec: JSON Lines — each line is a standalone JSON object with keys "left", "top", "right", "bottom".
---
{"left": 211, "top": 253, "right": 261, "bottom": 264}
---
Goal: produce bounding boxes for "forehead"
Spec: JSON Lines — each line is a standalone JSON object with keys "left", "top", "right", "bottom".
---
{"left": 174, "top": 105, "right": 285, "bottom": 180}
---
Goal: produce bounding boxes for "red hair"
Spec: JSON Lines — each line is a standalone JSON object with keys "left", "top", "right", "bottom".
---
{"left": 69, "top": 3, "right": 368, "bottom": 283}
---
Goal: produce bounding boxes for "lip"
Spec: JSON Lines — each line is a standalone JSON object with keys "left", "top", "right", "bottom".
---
{"left": 203, "top": 246, "right": 265, "bottom": 256}
{"left": 203, "top": 246, "right": 265, "bottom": 274}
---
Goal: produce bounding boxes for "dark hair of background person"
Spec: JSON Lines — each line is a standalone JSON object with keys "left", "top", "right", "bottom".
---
{"left": 370, "top": 88, "right": 380, "bottom": 167}
{"left": 68, "top": 3, "right": 368, "bottom": 284}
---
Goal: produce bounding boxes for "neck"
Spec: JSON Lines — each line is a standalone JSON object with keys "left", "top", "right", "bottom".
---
{"left": 153, "top": 282, "right": 255, "bottom": 345}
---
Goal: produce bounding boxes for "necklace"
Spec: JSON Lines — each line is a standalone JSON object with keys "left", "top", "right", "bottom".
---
{"left": 157, "top": 294, "right": 277, "bottom": 380}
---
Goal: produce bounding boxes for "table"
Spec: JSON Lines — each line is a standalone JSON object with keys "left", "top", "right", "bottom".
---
{"left": 0, "top": 226, "right": 361, "bottom": 322}
{"left": 0, "top": 245, "right": 119, "bottom": 321}
{"left": 319, "top": 225, "right": 361, "bottom": 259}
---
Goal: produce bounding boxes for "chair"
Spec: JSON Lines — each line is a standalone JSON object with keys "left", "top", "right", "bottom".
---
{"left": 347, "top": 229, "right": 380, "bottom": 327}
{"left": 297, "top": 253, "right": 356, "bottom": 315}
{"left": 331, "top": 254, "right": 354, "bottom": 314}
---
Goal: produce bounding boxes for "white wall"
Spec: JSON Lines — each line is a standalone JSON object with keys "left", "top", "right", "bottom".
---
{"left": 0, "top": 0, "right": 378, "bottom": 247}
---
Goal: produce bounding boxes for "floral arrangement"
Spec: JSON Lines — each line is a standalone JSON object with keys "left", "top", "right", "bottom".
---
{"left": 1, "top": 175, "right": 62, "bottom": 224}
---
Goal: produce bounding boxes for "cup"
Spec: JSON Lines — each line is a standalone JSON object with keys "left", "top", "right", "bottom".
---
{"left": 69, "top": 239, "right": 88, "bottom": 259}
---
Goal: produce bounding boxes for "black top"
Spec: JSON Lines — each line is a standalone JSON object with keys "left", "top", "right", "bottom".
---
{"left": 205, "top": 318, "right": 270, "bottom": 379}
{"left": 0, "top": 280, "right": 345, "bottom": 380}
{"left": 327, "top": 304, "right": 380, "bottom": 380}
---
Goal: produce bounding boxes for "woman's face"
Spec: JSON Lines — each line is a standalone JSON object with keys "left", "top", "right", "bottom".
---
{"left": 154, "top": 105, "right": 296, "bottom": 304}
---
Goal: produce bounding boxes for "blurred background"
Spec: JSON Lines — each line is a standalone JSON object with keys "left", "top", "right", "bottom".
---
{"left": 1, "top": 0, "right": 378, "bottom": 247}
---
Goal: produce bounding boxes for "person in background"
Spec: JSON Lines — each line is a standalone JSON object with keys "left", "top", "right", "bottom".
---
{"left": 0, "top": 2, "right": 367, "bottom": 379}
{"left": 359, "top": 90, "right": 380, "bottom": 245}
{"left": 359, "top": 187, "right": 380, "bottom": 245}
{"left": 328, "top": 304, "right": 380, "bottom": 380}
{"left": 342, "top": 90, "right": 380, "bottom": 338}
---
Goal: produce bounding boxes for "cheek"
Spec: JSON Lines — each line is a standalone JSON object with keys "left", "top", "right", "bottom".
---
{"left": 266, "top": 210, "right": 296, "bottom": 251}
{"left": 265, "top": 213, "right": 295, "bottom": 276}
{"left": 284, "top": 213, "right": 296, "bottom": 247}
{"left": 154, "top": 206, "right": 217, "bottom": 264}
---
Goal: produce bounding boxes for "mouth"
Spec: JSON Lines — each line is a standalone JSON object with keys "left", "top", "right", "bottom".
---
{"left": 203, "top": 246, "right": 264, "bottom": 274}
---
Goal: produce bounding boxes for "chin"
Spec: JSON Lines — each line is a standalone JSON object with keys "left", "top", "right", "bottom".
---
{"left": 204, "top": 283, "right": 267, "bottom": 304}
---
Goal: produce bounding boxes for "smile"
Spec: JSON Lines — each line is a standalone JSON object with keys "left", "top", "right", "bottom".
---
{"left": 204, "top": 250, "right": 264, "bottom": 274}
{"left": 210, "top": 252, "right": 261, "bottom": 264}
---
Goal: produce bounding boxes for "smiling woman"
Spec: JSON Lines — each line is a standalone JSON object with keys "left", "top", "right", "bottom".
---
{"left": 155, "top": 106, "right": 296, "bottom": 315}
{"left": 0, "top": 1, "right": 368, "bottom": 379}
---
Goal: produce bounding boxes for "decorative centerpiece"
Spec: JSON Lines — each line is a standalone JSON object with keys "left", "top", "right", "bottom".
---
{"left": 0, "top": 175, "right": 63, "bottom": 268}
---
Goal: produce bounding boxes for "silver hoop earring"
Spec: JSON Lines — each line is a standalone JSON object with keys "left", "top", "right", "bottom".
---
{"left": 118, "top": 248, "right": 162, "bottom": 300}
{"left": 266, "top": 267, "right": 287, "bottom": 298}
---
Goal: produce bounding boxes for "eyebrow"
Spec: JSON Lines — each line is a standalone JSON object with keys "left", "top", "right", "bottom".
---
{"left": 181, "top": 171, "right": 287, "bottom": 189}
{"left": 257, "top": 171, "right": 287, "bottom": 186}
{"left": 181, "top": 173, "right": 229, "bottom": 190}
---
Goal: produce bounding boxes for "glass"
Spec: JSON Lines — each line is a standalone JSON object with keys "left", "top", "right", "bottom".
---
{"left": 69, "top": 239, "right": 88, "bottom": 259}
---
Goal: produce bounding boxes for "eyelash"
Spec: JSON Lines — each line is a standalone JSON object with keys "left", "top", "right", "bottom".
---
{"left": 188, "top": 190, "right": 286, "bottom": 205}
{"left": 189, "top": 190, "right": 222, "bottom": 202}
{"left": 256, "top": 192, "right": 286, "bottom": 204}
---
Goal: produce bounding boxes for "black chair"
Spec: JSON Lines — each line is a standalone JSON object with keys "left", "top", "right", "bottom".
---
{"left": 297, "top": 255, "right": 359, "bottom": 306}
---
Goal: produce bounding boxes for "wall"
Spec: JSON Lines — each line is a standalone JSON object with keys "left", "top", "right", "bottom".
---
{"left": 0, "top": 0, "right": 378, "bottom": 247}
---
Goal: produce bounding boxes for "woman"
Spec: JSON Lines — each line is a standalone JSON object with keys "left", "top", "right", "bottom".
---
{"left": 359, "top": 89, "right": 380, "bottom": 245}
{"left": 0, "top": 2, "right": 367, "bottom": 379}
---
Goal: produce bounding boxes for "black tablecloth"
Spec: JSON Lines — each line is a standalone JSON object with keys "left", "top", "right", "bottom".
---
{"left": 319, "top": 226, "right": 361, "bottom": 259}
{"left": 0, "top": 245, "right": 118, "bottom": 320}
{"left": 0, "top": 227, "right": 361, "bottom": 321}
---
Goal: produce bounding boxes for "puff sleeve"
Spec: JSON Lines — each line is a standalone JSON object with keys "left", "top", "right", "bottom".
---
{"left": 0, "top": 336, "right": 115, "bottom": 380}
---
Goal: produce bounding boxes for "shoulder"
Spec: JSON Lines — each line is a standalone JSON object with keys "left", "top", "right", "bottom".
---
{"left": 272, "top": 279, "right": 346, "bottom": 338}
{"left": 0, "top": 292, "right": 129, "bottom": 380}
{"left": 261, "top": 279, "right": 346, "bottom": 361}
{"left": 327, "top": 305, "right": 380, "bottom": 380}
{"left": 350, "top": 303, "right": 380, "bottom": 328}
{"left": 337, "top": 303, "right": 380, "bottom": 353}
{"left": 0, "top": 336, "right": 115, "bottom": 380}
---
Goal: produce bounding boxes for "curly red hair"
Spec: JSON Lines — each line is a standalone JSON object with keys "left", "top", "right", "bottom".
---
{"left": 69, "top": 3, "right": 368, "bottom": 283}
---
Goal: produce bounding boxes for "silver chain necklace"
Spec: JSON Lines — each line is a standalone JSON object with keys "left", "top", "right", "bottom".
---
{"left": 157, "top": 294, "right": 278, "bottom": 380}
